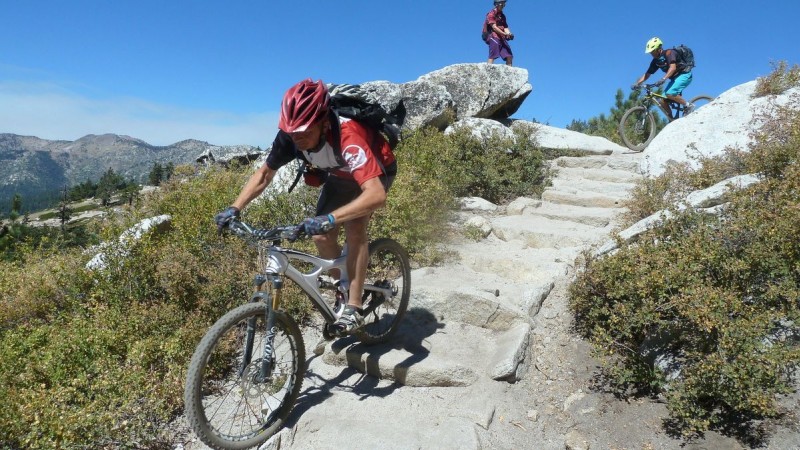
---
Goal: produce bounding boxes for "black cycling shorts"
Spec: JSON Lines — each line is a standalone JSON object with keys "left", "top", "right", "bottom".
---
{"left": 315, "top": 162, "right": 397, "bottom": 216}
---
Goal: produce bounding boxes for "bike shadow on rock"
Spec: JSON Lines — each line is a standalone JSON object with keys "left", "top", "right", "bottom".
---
{"left": 287, "top": 307, "right": 443, "bottom": 425}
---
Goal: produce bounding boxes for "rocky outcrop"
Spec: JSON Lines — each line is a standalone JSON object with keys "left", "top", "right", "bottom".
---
{"left": 193, "top": 64, "right": 533, "bottom": 170}
{"left": 417, "top": 63, "right": 531, "bottom": 120}
{"left": 86, "top": 215, "right": 172, "bottom": 270}
{"left": 642, "top": 81, "right": 800, "bottom": 176}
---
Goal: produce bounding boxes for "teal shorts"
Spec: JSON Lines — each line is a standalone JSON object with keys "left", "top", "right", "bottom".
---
{"left": 664, "top": 72, "right": 692, "bottom": 96}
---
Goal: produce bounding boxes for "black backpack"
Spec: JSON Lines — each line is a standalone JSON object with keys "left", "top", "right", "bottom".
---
{"left": 481, "top": 19, "right": 490, "bottom": 42}
{"left": 674, "top": 44, "right": 695, "bottom": 72}
{"left": 287, "top": 84, "right": 406, "bottom": 192}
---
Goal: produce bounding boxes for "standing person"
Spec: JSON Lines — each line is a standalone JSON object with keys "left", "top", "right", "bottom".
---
{"left": 214, "top": 79, "right": 397, "bottom": 335}
{"left": 485, "top": 0, "right": 514, "bottom": 66}
{"left": 632, "top": 37, "right": 695, "bottom": 120}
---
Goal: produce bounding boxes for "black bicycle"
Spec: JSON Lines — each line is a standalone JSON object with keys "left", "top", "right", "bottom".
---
{"left": 618, "top": 83, "right": 714, "bottom": 151}
{"left": 183, "top": 220, "right": 411, "bottom": 449}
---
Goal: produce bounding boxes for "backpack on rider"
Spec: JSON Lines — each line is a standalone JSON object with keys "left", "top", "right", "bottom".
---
{"left": 287, "top": 84, "right": 406, "bottom": 192}
{"left": 481, "top": 18, "right": 490, "bottom": 42}
{"left": 673, "top": 44, "right": 695, "bottom": 73}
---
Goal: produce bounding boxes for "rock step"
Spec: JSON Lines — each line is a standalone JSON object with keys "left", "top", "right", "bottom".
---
{"left": 541, "top": 186, "right": 628, "bottom": 209}
{"left": 553, "top": 154, "right": 642, "bottom": 172}
{"left": 524, "top": 201, "right": 626, "bottom": 228}
{"left": 554, "top": 165, "right": 644, "bottom": 184}
{"left": 440, "top": 234, "right": 578, "bottom": 282}
{"left": 320, "top": 309, "right": 531, "bottom": 384}
{"left": 550, "top": 177, "right": 637, "bottom": 198}
{"left": 273, "top": 374, "right": 509, "bottom": 450}
{"left": 412, "top": 264, "right": 556, "bottom": 322}
{"left": 490, "top": 213, "right": 612, "bottom": 249}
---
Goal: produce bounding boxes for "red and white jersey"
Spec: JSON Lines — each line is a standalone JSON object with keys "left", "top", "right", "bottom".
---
{"left": 267, "top": 116, "right": 395, "bottom": 186}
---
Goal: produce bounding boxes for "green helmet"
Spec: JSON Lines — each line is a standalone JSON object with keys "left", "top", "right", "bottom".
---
{"left": 645, "top": 37, "right": 663, "bottom": 53}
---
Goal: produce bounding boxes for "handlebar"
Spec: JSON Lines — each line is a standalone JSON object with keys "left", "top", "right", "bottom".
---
{"left": 633, "top": 83, "right": 660, "bottom": 92}
{"left": 227, "top": 220, "right": 304, "bottom": 242}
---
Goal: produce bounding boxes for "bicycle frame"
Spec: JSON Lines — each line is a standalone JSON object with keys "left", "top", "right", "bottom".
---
{"left": 258, "top": 244, "right": 347, "bottom": 324}
{"left": 231, "top": 220, "right": 396, "bottom": 378}
{"left": 638, "top": 85, "right": 684, "bottom": 120}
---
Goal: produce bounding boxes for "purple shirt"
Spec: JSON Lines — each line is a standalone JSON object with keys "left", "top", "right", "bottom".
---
{"left": 486, "top": 8, "right": 508, "bottom": 41}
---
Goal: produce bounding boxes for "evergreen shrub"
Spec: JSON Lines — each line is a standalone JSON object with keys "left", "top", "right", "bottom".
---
{"left": 569, "top": 103, "right": 800, "bottom": 437}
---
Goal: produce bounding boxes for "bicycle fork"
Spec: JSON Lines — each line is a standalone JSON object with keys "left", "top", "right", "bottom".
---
{"left": 240, "top": 273, "right": 283, "bottom": 383}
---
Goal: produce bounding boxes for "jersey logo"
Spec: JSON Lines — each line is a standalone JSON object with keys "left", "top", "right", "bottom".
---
{"left": 342, "top": 145, "right": 368, "bottom": 170}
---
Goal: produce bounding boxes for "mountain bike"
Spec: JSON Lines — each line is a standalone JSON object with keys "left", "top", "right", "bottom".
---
{"left": 618, "top": 83, "right": 714, "bottom": 151}
{"left": 184, "top": 219, "right": 411, "bottom": 450}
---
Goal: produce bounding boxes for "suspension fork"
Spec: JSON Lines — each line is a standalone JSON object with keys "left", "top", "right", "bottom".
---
{"left": 239, "top": 273, "right": 283, "bottom": 381}
{"left": 258, "top": 274, "right": 284, "bottom": 381}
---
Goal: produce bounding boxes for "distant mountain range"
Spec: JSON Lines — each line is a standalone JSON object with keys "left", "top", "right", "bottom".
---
{"left": 0, "top": 133, "right": 260, "bottom": 213}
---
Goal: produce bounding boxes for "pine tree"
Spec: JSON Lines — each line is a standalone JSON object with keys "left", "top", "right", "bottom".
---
{"left": 97, "top": 168, "right": 124, "bottom": 206}
{"left": 164, "top": 162, "right": 175, "bottom": 182}
{"left": 149, "top": 163, "right": 164, "bottom": 185}
{"left": 10, "top": 193, "right": 22, "bottom": 221}
{"left": 58, "top": 186, "right": 72, "bottom": 233}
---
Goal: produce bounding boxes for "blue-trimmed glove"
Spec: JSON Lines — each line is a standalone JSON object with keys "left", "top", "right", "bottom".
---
{"left": 300, "top": 214, "right": 335, "bottom": 236}
{"left": 214, "top": 206, "right": 240, "bottom": 231}
{"left": 654, "top": 78, "right": 667, "bottom": 86}
{"left": 631, "top": 83, "right": 641, "bottom": 91}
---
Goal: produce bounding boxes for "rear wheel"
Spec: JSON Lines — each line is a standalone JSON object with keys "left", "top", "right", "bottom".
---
{"left": 184, "top": 303, "right": 305, "bottom": 450}
{"left": 356, "top": 238, "right": 411, "bottom": 345}
{"left": 688, "top": 95, "right": 714, "bottom": 113}
{"left": 619, "top": 106, "right": 657, "bottom": 152}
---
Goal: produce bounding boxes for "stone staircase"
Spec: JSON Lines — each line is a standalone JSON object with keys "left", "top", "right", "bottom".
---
{"left": 181, "top": 150, "right": 645, "bottom": 450}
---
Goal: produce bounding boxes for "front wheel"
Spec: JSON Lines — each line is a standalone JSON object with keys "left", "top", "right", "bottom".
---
{"left": 356, "top": 238, "right": 411, "bottom": 345}
{"left": 184, "top": 303, "right": 305, "bottom": 450}
{"left": 618, "top": 106, "right": 657, "bottom": 152}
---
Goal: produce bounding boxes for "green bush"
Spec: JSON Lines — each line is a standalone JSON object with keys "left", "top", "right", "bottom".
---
{"left": 445, "top": 126, "right": 548, "bottom": 204}
{"left": 621, "top": 146, "right": 750, "bottom": 225}
{"left": 753, "top": 60, "right": 800, "bottom": 98}
{"left": 570, "top": 106, "right": 800, "bottom": 437}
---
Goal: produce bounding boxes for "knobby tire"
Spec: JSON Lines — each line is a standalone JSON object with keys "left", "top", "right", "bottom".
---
{"left": 356, "top": 238, "right": 411, "bottom": 344}
{"left": 184, "top": 304, "right": 305, "bottom": 450}
{"left": 619, "top": 106, "right": 657, "bottom": 152}
{"left": 688, "top": 95, "right": 714, "bottom": 112}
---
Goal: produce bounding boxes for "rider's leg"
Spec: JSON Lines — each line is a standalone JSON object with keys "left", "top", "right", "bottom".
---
{"left": 311, "top": 228, "right": 341, "bottom": 259}
{"left": 314, "top": 178, "right": 361, "bottom": 280}
{"left": 665, "top": 73, "right": 693, "bottom": 110}
{"left": 666, "top": 94, "right": 687, "bottom": 106}
{"left": 657, "top": 98, "right": 675, "bottom": 122}
{"left": 342, "top": 216, "right": 370, "bottom": 309}
{"left": 501, "top": 40, "right": 513, "bottom": 67}
{"left": 487, "top": 38, "right": 500, "bottom": 65}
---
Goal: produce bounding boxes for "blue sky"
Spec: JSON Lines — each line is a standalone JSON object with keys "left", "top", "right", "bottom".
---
{"left": 1, "top": 0, "right": 798, "bottom": 146}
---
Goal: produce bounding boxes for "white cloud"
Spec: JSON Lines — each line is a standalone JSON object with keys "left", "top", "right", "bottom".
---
{"left": 0, "top": 81, "right": 278, "bottom": 147}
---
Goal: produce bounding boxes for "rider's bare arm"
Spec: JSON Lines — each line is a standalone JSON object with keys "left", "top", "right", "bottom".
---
{"left": 328, "top": 177, "right": 387, "bottom": 224}
{"left": 232, "top": 164, "right": 277, "bottom": 210}
{"left": 661, "top": 63, "right": 677, "bottom": 82}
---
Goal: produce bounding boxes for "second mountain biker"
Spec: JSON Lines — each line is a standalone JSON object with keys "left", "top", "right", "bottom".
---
{"left": 632, "top": 37, "right": 696, "bottom": 121}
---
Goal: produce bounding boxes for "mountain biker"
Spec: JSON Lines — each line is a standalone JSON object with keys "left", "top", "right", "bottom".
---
{"left": 485, "top": 0, "right": 514, "bottom": 66}
{"left": 215, "top": 79, "right": 397, "bottom": 335}
{"left": 632, "top": 37, "right": 695, "bottom": 121}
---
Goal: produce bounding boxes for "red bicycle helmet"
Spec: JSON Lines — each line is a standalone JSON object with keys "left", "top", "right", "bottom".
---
{"left": 278, "top": 79, "right": 330, "bottom": 133}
